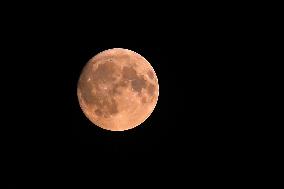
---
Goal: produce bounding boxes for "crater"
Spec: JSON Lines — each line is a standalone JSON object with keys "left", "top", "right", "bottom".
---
{"left": 78, "top": 77, "right": 96, "bottom": 104}
{"left": 93, "top": 61, "right": 118, "bottom": 83}
{"left": 122, "top": 66, "right": 137, "bottom": 80}
{"left": 112, "top": 79, "right": 129, "bottom": 95}
{"left": 147, "top": 70, "right": 154, "bottom": 79}
{"left": 95, "top": 94, "right": 119, "bottom": 118}
{"left": 108, "top": 98, "right": 119, "bottom": 114}
{"left": 141, "top": 96, "right": 147, "bottom": 103}
{"left": 90, "top": 92, "right": 119, "bottom": 118}
{"left": 131, "top": 76, "right": 147, "bottom": 93}
{"left": 95, "top": 109, "right": 103, "bottom": 116}
{"left": 147, "top": 83, "right": 155, "bottom": 96}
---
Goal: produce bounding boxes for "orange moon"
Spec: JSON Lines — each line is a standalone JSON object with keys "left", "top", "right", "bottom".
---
{"left": 77, "top": 48, "right": 159, "bottom": 131}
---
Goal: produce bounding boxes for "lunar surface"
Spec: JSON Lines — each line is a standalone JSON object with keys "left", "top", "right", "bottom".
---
{"left": 77, "top": 48, "right": 159, "bottom": 131}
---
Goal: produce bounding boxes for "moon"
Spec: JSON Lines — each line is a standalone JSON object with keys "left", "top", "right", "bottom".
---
{"left": 77, "top": 48, "right": 159, "bottom": 131}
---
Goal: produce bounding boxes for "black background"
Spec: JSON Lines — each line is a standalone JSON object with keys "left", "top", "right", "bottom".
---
{"left": 2, "top": 3, "right": 245, "bottom": 185}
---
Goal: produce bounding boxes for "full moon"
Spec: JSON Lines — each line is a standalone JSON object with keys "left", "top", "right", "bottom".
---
{"left": 77, "top": 48, "right": 159, "bottom": 131}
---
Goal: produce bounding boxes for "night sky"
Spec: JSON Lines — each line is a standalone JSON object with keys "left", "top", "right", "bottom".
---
{"left": 2, "top": 5, "right": 241, "bottom": 185}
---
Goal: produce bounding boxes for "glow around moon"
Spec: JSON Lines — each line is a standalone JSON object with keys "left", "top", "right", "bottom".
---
{"left": 77, "top": 48, "right": 159, "bottom": 131}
